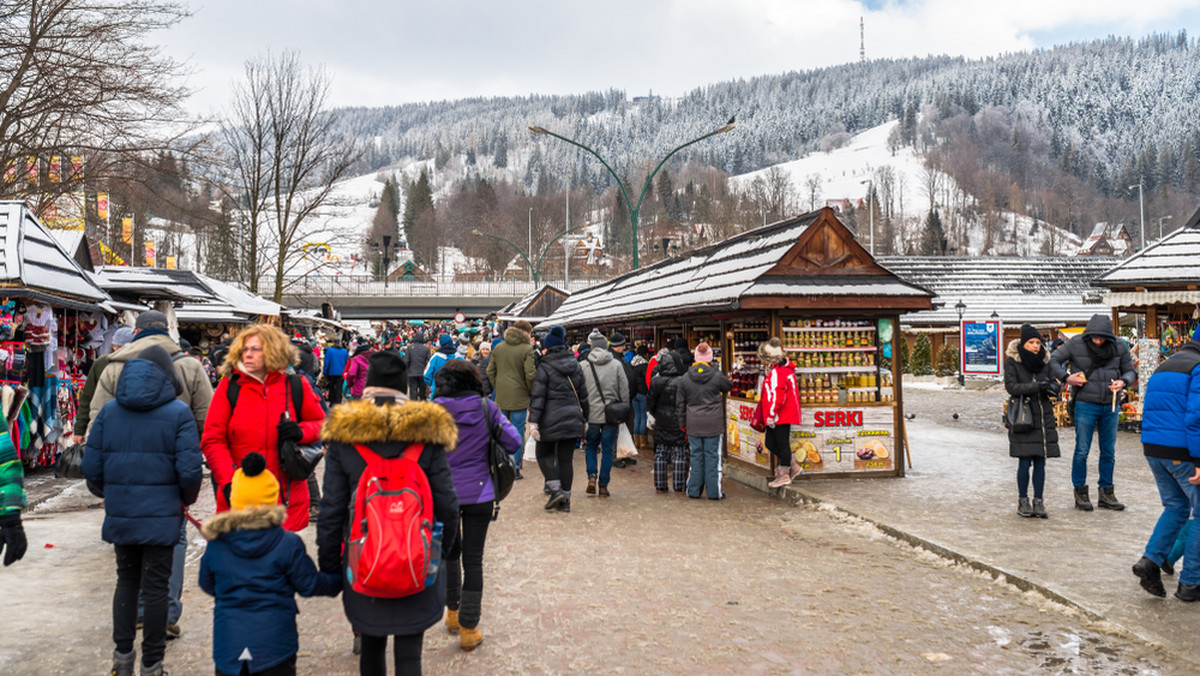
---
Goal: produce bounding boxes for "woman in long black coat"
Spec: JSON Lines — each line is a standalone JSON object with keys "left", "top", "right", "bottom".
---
{"left": 646, "top": 351, "right": 688, "bottom": 493}
{"left": 527, "top": 326, "right": 589, "bottom": 513}
{"left": 1003, "top": 323, "right": 1061, "bottom": 519}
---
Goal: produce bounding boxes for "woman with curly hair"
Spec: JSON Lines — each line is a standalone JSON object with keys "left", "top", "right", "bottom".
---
{"left": 201, "top": 324, "right": 327, "bottom": 532}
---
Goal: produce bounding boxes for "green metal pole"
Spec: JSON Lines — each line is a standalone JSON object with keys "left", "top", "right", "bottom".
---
{"left": 530, "top": 122, "right": 733, "bottom": 270}
{"left": 534, "top": 223, "right": 591, "bottom": 283}
{"left": 475, "top": 231, "right": 537, "bottom": 285}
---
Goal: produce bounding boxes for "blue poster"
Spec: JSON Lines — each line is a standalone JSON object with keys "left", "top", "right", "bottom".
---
{"left": 961, "top": 321, "right": 1001, "bottom": 374}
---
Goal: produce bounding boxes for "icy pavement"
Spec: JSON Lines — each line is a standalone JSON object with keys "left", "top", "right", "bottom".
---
{"left": 3, "top": 420, "right": 1188, "bottom": 676}
{"left": 749, "top": 385, "right": 1200, "bottom": 672}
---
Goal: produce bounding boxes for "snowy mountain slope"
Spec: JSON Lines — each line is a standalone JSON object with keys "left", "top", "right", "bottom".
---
{"left": 731, "top": 121, "right": 1082, "bottom": 256}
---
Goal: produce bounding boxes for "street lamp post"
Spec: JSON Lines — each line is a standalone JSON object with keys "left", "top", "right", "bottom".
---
{"left": 529, "top": 119, "right": 735, "bottom": 269}
{"left": 372, "top": 235, "right": 394, "bottom": 289}
{"left": 860, "top": 178, "right": 874, "bottom": 255}
{"left": 954, "top": 300, "right": 966, "bottom": 387}
{"left": 1128, "top": 182, "right": 1145, "bottom": 250}
{"left": 473, "top": 224, "right": 590, "bottom": 286}
{"left": 1158, "top": 215, "right": 1172, "bottom": 242}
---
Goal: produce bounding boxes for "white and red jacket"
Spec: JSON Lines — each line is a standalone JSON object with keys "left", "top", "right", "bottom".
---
{"left": 760, "top": 362, "right": 801, "bottom": 426}
{"left": 201, "top": 368, "right": 326, "bottom": 531}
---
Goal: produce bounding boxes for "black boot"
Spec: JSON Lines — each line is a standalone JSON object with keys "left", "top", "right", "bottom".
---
{"left": 1098, "top": 486, "right": 1125, "bottom": 510}
{"left": 1017, "top": 497, "right": 1033, "bottom": 517}
{"left": 1074, "top": 486, "right": 1093, "bottom": 511}
{"left": 1132, "top": 556, "right": 1166, "bottom": 597}
{"left": 544, "top": 489, "right": 567, "bottom": 510}
{"left": 111, "top": 649, "right": 136, "bottom": 676}
{"left": 1031, "top": 498, "right": 1047, "bottom": 519}
{"left": 1176, "top": 581, "right": 1200, "bottom": 602}
{"left": 555, "top": 498, "right": 571, "bottom": 513}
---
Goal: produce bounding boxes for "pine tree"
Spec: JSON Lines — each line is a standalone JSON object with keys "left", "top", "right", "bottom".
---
{"left": 494, "top": 134, "right": 508, "bottom": 169}
{"left": 934, "top": 342, "right": 960, "bottom": 377}
{"left": 403, "top": 170, "right": 436, "bottom": 268}
{"left": 920, "top": 209, "right": 947, "bottom": 255}
{"left": 910, "top": 334, "right": 933, "bottom": 376}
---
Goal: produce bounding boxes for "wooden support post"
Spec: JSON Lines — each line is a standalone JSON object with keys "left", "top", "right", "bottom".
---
{"left": 1147, "top": 306, "right": 1158, "bottom": 339}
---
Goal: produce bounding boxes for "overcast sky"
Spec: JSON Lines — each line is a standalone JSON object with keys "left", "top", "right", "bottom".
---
{"left": 163, "top": 0, "right": 1200, "bottom": 116}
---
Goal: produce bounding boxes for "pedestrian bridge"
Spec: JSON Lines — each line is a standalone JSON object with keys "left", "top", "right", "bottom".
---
{"left": 280, "top": 275, "right": 595, "bottom": 320}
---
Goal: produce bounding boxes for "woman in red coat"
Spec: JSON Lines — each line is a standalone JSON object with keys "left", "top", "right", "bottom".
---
{"left": 201, "top": 324, "right": 326, "bottom": 531}
{"left": 758, "top": 337, "right": 802, "bottom": 488}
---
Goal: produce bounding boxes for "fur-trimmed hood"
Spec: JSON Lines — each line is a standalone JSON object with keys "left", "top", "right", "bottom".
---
{"left": 321, "top": 399, "right": 458, "bottom": 449}
{"left": 503, "top": 326, "right": 530, "bottom": 346}
{"left": 1005, "top": 338, "right": 1050, "bottom": 363}
{"left": 202, "top": 505, "right": 286, "bottom": 539}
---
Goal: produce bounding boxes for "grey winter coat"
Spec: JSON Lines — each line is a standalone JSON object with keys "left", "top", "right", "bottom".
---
{"left": 675, "top": 361, "right": 732, "bottom": 438}
{"left": 405, "top": 340, "right": 431, "bottom": 379}
{"left": 1003, "top": 339, "right": 1060, "bottom": 458}
{"left": 528, "top": 346, "right": 590, "bottom": 441}
{"left": 581, "top": 349, "right": 629, "bottom": 425}
{"left": 1049, "top": 314, "right": 1136, "bottom": 406}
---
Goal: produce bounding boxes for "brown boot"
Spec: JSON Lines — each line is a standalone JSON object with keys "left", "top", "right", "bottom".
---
{"left": 789, "top": 457, "right": 803, "bottom": 482}
{"left": 445, "top": 609, "right": 459, "bottom": 634}
{"left": 460, "top": 627, "right": 482, "bottom": 651}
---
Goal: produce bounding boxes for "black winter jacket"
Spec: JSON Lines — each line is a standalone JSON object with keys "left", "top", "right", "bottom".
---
{"left": 1049, "top": 314, "right": 1136, "bottom": 406}
{"left": 1003, "top": 340, "right": 1060, "bottom": 459}
{"left": 405, "top": 341, "right": 431, "bottom": 379}
{"left": 317, "top": 400, "right": 460, "bottom": 638}
{"left": 529, "top": 346, "right": 589, "bottom": 442}
{"left": 646, "top": 352, "right": 686, "bottom": 445}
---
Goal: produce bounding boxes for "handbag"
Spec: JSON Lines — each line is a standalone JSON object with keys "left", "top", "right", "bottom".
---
{"left": 278, "top": 375, "right": 325, "bottom": 481}
{"left": 588, "top": 361, "right": 630, "bottom": 424}
{"left": 1004, "top": 394, "right": 1035, "bottom": 433}
{"left": 54, "top": 442, "right": 85, "bottom": 479}
{"left": 480, "top": 397, "right": 516, "bottom": 518}
{"left": 750, "top": 399, "right": 766, "bottom": 433}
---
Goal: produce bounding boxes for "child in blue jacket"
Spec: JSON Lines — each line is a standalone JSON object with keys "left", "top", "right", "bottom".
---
{"left": 200, "top": 452, "right": 340, "bottom": 676}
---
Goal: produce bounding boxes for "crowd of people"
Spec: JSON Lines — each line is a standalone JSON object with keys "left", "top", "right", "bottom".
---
{"left": 2, "top": 308, "right": 1195, "bottom": 674}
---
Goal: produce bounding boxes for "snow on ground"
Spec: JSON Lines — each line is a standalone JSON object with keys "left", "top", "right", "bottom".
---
{"left": 730, "top": 120, "right": 1081, "bottom": 256}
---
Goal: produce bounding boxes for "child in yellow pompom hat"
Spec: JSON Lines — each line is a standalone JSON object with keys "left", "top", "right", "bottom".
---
{"left": 199, "top": 452, "right": 340, "bottom": 675}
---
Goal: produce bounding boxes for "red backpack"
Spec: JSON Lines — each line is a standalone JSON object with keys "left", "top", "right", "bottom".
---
{"left": 346, "top": 442, "right": 442, "bottom": 598}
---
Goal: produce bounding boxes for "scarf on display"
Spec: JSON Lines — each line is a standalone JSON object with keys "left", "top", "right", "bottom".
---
{"left": 25, "top": 304, "right": 58, "bottom": 371}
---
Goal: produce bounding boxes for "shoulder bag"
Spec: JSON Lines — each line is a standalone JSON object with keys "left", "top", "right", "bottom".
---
{"left": 1004, "top": 394, "right": 1035, "bottom": 433}
{"left": 278, "top": 374, "right": 325, "bottom": 481}
{"left": 480, "top": 396, "right": 516, "bottom": 519}
{"left": 588, "top": 361, "right": 630, "bottom": 425}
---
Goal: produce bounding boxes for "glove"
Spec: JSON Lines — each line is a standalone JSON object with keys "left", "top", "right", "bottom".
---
{"left": 1040, "top": 379, "right": 1060, "bottom": 396}
{"left": 221, "top": 482, "right": 232, "bottom": 506}
{"left": 529, "top": 423, "right": 540, "bottom": 442}
{"left": 0, "top": 513, "right": 28, "bottom": 566}
{"left": 277, "top": 418, "right": 303, "bottom": 443}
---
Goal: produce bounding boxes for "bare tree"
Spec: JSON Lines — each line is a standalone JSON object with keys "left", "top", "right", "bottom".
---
{"left": 0, "top": 0, "right": 195, "bottom": 222}
{"left": 921, "top": 160, "right": 943, "bottom": 212}
{"left": 224, "top": 52, "right": 362, "bottom": 301}
{"left": 804, "top": 173, "right": 823, "bottom": 211}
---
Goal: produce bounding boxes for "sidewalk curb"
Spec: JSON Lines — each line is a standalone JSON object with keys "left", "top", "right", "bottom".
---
{"left": 726, "top": 463, "right": 1192, "bottom": 665}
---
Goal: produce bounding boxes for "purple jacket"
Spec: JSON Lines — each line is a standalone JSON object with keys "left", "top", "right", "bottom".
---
{"left": 345, "top": 353, "right": 371, "bottom": 398}
{"left": 435, "top": 394, "right": 522, "bottom": 504}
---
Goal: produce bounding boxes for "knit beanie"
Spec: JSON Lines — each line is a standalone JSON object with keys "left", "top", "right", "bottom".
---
{"left": 231, "top": 452, "right": 279, "bottom": 510}
{"left": 674, "top": 338, "right": 690, "bottom": 351}
{"left": 365, "top": 350, "right": 408, "bottom": 390}
{"left": 438, "top": 334, "right": 453, "bottom": 349}
{"left": 758, "top": 338, "right": 784, "bottom": 364}
{"left": 455, "top": 344, "right": 470, "bottom": 359}
{"left": 112, "top": 326, "right": 135, "bottom": 348}
{"left": 608, "top": 331, "right": 626, "bottom": 347}
{"left": 544, "top": 326, "right": 566, "bottom": 349}
{"left": 589, "top": 329, "right": 608, "bottom": 351}
{"left": 694, "top": 342, "right": 714, "bottom": 364}
{"left": 1019, "top": 324, "right": 1041, "bottom": 344}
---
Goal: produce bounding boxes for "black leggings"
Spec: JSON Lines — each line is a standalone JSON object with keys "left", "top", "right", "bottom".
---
{"left": 1017, "top": 456, "right": 1046, "bottom": 499}
{"left": 445, "top": 501, "right": 493, "bottom": 624}
{"left": 763, "top": 424, "right": 792, "bottom": 465}
{"left": 535, "top": 438, "right": 577, "bottom": 492}
{"left": 359, "top": 633, "right": 423, "bottom": 676}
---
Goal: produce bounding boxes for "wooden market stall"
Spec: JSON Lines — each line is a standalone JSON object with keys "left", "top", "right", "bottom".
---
{"left": 1091, "top": 208, "right": 1200, "bottom": 425}
{"left": 538, "top": 207, "right": 934, "bottom": 478}
{"left": 497, "top": 284, "right": 569, "bottom": 327}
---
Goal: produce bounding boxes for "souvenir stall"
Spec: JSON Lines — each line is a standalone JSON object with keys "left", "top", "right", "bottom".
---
{"left": 0, "top": 202, "right": 114, "bottom": 468}
{"left": 1092, "top": 210, "right": 1200, "bottom": 429}
{"left": 538, "top": 207, "right": 934, "bottom": 479}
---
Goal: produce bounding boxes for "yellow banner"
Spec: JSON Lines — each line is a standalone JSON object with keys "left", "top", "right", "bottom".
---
{"left": 97, "top": 193, "right": 108, "bottom": 220}
{"left": 3, "top": 159, "right": 14, "bottom": 183}
{"left": 98, "top": 240, "right": 126, "bottom": 266}
{"left": 122, "top": 217, "right": 132, "bottom": 244}
{"left": 70, "top": 156, "right": 83, "bottom": 181}
{"left": 49, "top": 156, "right": 60, "bottom": 183}
{"left": 165, "top": 256, "right": 176, "bottom": 270}
{"left": 26, "top": 156, "right": 37, "bottom": 185}
{"left": 145, "top": 240, "right": 155, "bottom": 267}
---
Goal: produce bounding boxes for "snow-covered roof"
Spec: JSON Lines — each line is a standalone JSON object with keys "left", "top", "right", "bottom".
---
{"left": 1092, "top": 218, "right": 1200, "bottom": 288}
{"left": 95, "top": 266, "right": 214, "bottom": 301}
{"left": 877, "top": 256, "right": 1118, "bottom": 327}
{"left": 540, "top": 209, "right": 932, "bottom": 329}
{"left": 498, "top": 284, "right": 568, "bottom": 322}
{"left": 1077, "top": 222, "right": 1134, "bottom": 257}
{"left": 179, "top": 273, "right": 283, "bottom": 320}
{"left": 0, "top": 201, "right": 110, "bottom": 308}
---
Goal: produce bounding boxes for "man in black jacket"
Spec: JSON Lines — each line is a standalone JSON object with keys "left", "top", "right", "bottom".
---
{"left": 405, "top": 332, "right": 432, "bottom": 401}
{"left": 1050, "top": 314, "right": 1136, "bottom": 511}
